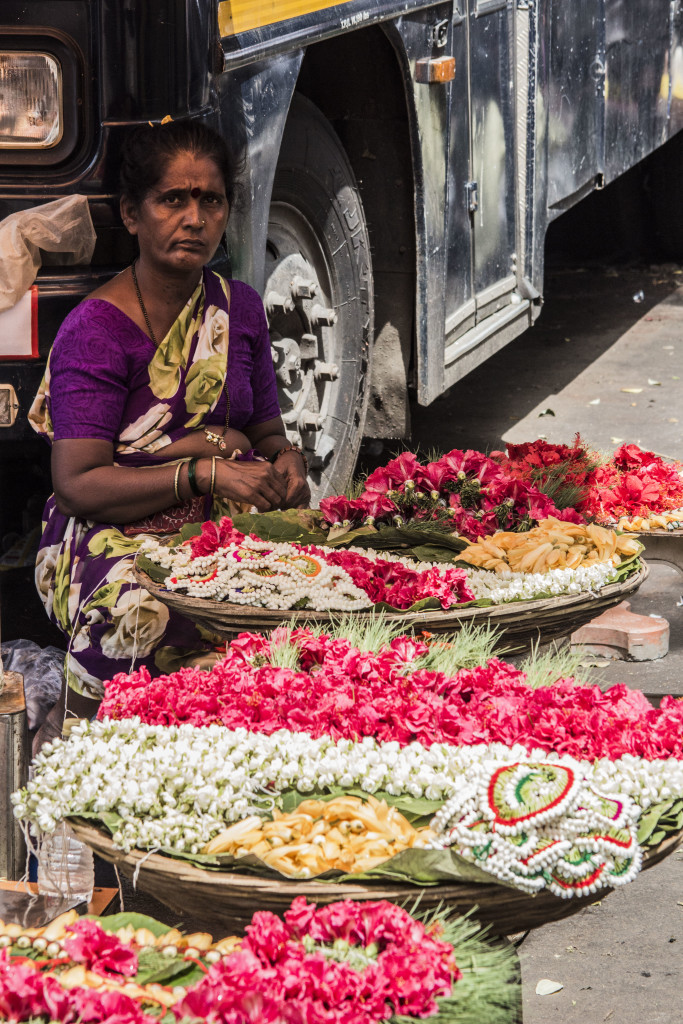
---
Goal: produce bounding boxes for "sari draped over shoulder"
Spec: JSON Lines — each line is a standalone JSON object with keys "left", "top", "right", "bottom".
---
{"left": 29, "top": 269, "right": 280, "bottom": 699}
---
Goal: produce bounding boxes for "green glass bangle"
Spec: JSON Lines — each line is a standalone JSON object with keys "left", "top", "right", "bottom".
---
{"left": 186, "top": 457, "right": 203, "bottom": 497}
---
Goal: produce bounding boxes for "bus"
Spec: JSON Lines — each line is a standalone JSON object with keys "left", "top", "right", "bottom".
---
{"left": 1, "top": 0, "right": 681, "bottom": 511}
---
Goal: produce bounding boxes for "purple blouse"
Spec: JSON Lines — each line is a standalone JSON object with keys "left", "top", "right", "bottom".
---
{"left": 46, "top": 277, "right": 280, "bottom": 453}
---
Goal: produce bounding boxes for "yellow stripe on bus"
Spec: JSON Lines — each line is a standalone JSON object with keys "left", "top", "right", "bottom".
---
{"left": 218, "top": 0, "right": 354, "bottom": 36}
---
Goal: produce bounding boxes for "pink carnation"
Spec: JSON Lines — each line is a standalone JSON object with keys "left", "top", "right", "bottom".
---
{"left": 63, "top": 919, "right": 139, "bottom": 979}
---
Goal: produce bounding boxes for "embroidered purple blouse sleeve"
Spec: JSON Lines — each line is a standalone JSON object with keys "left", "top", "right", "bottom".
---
{"left": 48, "top": 302, "right": 134, "bottom": 442}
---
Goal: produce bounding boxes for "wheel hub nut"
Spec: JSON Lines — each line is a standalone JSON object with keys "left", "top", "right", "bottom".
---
{"left": 299, "top": 411, "right": 326, "bottom": 431}
{"left": 266, "top": 290, "right": 295, "bottom": 315}
{"left": 291, "top": 275, "right": 318, "bottom": 299}
{"left": 311, "top": 303, "right": 338, "bottom": 326}
{"left": 313, "top": 361, "right": 339, "bottom": 381}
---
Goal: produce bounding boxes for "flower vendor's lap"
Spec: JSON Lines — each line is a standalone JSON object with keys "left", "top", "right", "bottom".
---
{"left": 36, "top": 496, "right": 211, "bottom": 699}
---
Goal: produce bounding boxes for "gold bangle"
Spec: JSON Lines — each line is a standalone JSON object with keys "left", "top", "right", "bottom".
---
{"left": 210, "top": 455, "right": 217, "bottom": 495}
{"left": 173, "top": 462, "right": 183, "bottom": 503}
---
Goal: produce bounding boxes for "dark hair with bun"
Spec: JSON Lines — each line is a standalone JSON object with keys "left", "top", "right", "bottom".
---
{"left": 119, "top": 120, "right": 238, "bottom": 207}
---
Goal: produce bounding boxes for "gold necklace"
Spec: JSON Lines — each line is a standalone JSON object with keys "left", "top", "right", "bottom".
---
{"left": 131, "top": 260, "right": 158, "bottom": 347}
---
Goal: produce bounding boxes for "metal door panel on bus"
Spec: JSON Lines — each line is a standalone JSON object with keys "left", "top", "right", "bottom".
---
{"left": 547, "top": 0, "right": 605, "bottom": 207}
{"left": 671, "top": 0, "right": 683, "bottom": 134}
{"left": 468, "top": 0, "right": 516, "bottom": 314}
{"left": 444, "top": 6, "right": 475, "bottom": 342}
{"left": 604, "top": 0, "right": 670, "bottom": 174}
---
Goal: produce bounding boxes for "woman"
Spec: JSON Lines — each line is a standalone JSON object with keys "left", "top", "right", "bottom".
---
{"left": 29, "top": 120, "right": 310, "bottom": 730}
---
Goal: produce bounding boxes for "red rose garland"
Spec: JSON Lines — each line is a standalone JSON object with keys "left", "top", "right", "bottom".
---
{"left": 494, "top": 438, "right": 683, "bottom": 523}
{"left": 0, "top": 902, "right": 459, "bottom": 1024}
{"left": 173, "top": 898, "right": 458, "bottom": 1024}
{"left": 319, "top": 448, "right": 583, "bottom": 541}
{"left": 100, "top": 628, "right": 683, "bottom": 761}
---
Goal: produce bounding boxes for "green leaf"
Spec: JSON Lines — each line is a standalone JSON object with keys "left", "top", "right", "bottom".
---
{"left": 374, "top": 596, "right": 443, "bottom": 613}
{"left": 135, "top": 554, "right": 171, "bottom": 585}
{"left": 326, "top": 524, "right": 467, "bottom": 559}
{"left": 70, "top": 811, "right": 125, "bottom": 833}
{"left": 636, "top": 799, "right": 683, "bottom": 846}
{"left": 179, "top": 522, "right": 203, "bottom": 541}
{"left": 279, "top": 786, "right": 443, "bottom": 825}
{"left": 231, "top": 509, "right": 326, "bottom": 545}
{"left": 411, "top": 544, "right": 459, "bottom": 563}
{"left": 325, "top": 524, "right": 380, "bottom": 546}
{"left": 92, "top": 913, "right": 171, "bottom": 938}
{"left": 135, "top": 949, "right": 205, "bottom": 986}
{"left": 334, "top": 847, "right": 506, "bottom": 886}
{"left": 611, "top": 550, "right": 643, "bottom": 582}
{"left": 637, "top": 803, "right": 672, "bottom": 844}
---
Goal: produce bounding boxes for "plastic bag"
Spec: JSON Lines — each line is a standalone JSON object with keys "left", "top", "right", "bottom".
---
{"left": 1, "top": 639, "right": 65, "bottom": 730}
{"left": 0, "top": 195, "right": 96, "bottom": 311}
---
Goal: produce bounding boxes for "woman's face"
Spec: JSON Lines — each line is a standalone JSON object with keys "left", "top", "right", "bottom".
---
{"left": 121, "top": 150, "right": 230, "bottom": 275}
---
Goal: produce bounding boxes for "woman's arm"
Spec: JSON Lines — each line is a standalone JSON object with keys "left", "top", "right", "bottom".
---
{"left": 162, "top": 426, "right": 251, "bottom": 461}
{"left": 245, "top": 416, "right": 311, "bottom": 509}
{"left": 52, "top": 438, "right": 287, "bottom": 522}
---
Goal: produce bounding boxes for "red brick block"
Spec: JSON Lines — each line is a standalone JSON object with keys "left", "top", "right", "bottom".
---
{"left": 570, "top": 600, "right": 669, "bottom": 661}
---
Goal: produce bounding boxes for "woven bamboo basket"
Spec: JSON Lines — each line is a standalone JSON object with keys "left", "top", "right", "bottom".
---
{"left": 133, "top": 561, "right": 649, "bottom": 651}
{"left": 69, "top": 819, "right": 680, "bottom": 937}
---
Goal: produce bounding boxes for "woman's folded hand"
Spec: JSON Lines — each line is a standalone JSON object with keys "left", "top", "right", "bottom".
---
{"left": 273, "top": 449, "right": 312, "bottom": 509}
{"left": 212, "top": 458, "right": 288, "bottom": 511}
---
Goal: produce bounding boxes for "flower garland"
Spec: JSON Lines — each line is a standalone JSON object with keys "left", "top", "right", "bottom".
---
{"left": 495, "top": 438, "right": 683, "bottom": 524}
{"left": 0, "top": 956, "right": 156, "bottom": 1024}
{"left": 319, "top": 449, "right": 584, "bottom": 541}
{"left": 174, "top": 898, "right": 458, "bottom": 1024}
{"left": 164, "top": 538, "right": 372, "bottom": 612}
{"left": 13, "top": 720, "right": 683, "bottom": 855}
{"left": 0, "top": 900, "right": 470, "bottom": 1024}
{"left": 140, "top": 517, "right": 622, "bottom": 614}
{"left": 141, "top": 525, "right": 475, "bottom": 612}
{"left": 429, "top": 759, "right": 642, "bottom": 898}
{"left": 465, "top": 559, "right": 618, "bottom": 600}
{"left": 97, "top": 631, "right": 683, "bottom": 760}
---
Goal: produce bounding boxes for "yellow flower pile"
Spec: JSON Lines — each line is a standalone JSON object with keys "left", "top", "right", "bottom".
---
{"left": 458, "top": 517, "right": 642, "bottom": 575}
{"left": 616, "top": 511, "right": 683, "bottom": 532}
{"left": 202, "top": 795, "right": 434, "bottom": 878}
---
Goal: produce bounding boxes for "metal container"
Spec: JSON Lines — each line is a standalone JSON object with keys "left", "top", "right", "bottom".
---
{"left": 0, "top": 672, "right": 29, "bottom": 881}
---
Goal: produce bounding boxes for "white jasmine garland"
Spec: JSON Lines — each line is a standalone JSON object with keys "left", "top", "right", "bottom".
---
{"left": 140, "top": 534, "right": 622, "bottom": 611}
{"left": 12, "top": 720, "right": 683, "bottom": 855}
{"left": 464, "top": 561, "right": 618, "bottom": 603}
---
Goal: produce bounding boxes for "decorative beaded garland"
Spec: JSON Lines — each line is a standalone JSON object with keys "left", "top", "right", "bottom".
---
{"left": 429, "top": 759, "right": 642, "bottom": 898}
{"left": 140, "top": 536, "right": 372, "bottom": 611}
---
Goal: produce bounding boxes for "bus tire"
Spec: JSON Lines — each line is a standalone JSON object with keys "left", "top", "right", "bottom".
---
{"left": 265, "top": 94, "right": 374, "bottom": 502}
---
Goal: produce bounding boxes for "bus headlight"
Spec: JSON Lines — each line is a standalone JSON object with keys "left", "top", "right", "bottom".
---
{"left": 0, "top": 52, "right": 62, "bottom": 149}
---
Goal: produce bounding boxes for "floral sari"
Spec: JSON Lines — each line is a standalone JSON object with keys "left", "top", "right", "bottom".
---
{"left": 29, "top": 269, "right": 280, "bottom": 699}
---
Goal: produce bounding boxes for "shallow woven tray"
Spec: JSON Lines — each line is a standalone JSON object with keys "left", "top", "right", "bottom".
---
{"left": 133, "top": 561, "right": 649, "bottom": 651}
{"left": 638, "top": 528, "right": 683, "bottom": 537}
{"left": 70, "top": 819, "right": 681, "bottom": 937}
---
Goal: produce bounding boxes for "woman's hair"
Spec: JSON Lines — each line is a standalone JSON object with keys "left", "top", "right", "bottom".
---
{"left": 119, "top": 120, "right": 239, "bottom": 207}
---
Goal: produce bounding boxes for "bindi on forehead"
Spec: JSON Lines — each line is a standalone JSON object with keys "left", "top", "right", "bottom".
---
{"left": 190, "top": 187, "right": 201, "bottom": 198}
